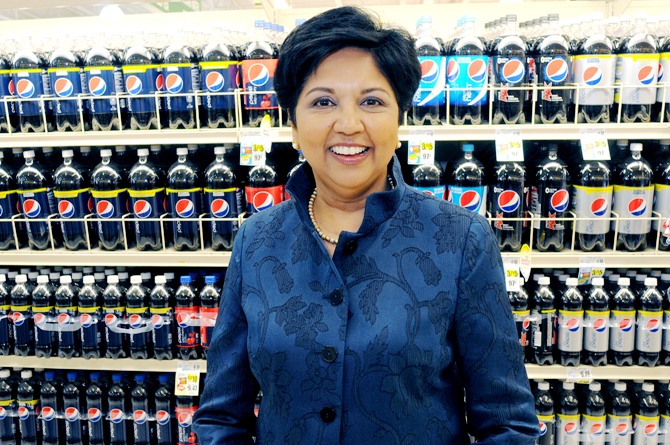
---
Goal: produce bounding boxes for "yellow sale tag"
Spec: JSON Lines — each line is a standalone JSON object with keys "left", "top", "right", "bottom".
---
{"left": 175, "top": 361, "right": 201, "bottom": 396}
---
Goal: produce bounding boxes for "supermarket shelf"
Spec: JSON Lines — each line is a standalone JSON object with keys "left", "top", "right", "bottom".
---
{"left": 500, "top": 249, "right": 670, "bottom": 269}
{"left": 525, "top": 364, "right": 670, "bottom": 381}
{"left": 0, "top": 355, "right": 208, "bottom": 373}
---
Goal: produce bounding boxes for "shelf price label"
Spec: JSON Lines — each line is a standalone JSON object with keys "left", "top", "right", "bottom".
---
{"left": 407, "top": 129, "right": 435, "bottom": 165}
{"left": 580, "top": 129, "right": 610, "bottom": 161}
{"left": 175, "top": 361, "right": 201, "bottom": 396}
{"left": 519, "top": 244, "right": 532, "bottom": 282}
{"left": 240, "top": 129, "right": 272, "bottom": 166}
{"left": 495, "top": 130, "right": 524, "bottom": 162}
{"left": 566, "top": 366, "right": 593, "bottom": 384}
{"left": 578, "top": 257, "right": 606, "bottom": 286}
{"left": 503, "top": 256, "right": 521, "bottom": 292}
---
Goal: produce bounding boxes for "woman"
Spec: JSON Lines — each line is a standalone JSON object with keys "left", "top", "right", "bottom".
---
{"left": 194, "top": 6, "right": 539, "bottom": 444}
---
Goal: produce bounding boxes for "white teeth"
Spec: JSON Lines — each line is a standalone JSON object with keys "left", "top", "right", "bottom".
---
{"left": 329, "top": 146, "right": 368, "bottom": 156}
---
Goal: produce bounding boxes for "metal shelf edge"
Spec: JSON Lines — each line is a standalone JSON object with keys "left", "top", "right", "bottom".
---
{"left": 525, "top": 364, "right": 670, "bottom": 380}
{"left": 0, "top": 355, "right": 208, "bottom": 373}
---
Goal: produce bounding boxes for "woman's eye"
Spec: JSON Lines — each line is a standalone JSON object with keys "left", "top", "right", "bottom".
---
{"left": 312, "top": 98, "right": 334, "bottom": 107}
{"left": 362, "top": 97, "right": 383, "bottom": 106}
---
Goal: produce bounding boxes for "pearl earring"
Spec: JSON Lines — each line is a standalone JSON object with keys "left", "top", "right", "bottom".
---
{"left": 396, "top": 141, "right": 401, "bottom": 149}
{"left": 292, "top": 142, "right": 298, "bottom": 150}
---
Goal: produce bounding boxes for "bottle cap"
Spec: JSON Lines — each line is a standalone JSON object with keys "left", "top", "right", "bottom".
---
{"left": 642, "top": 382, "right": 655, "bottom": 392}
{"left": 661, "top": 274, "right": 670, "bottom": 281}
{"left": 537, "top": 381, "right": 550, "bottom": 390}
{"left": 158, "top": 374, "right": 169, "bottom": 384}
{"left": 21, "top": 370, "right": 32, "bottom": 379}
{"left": 205, "top": 275, "right": 216, "bottom": 285}
{"left": 155, "top": 275, "right": 167, "bottom": 285}
{"left": 0, "top": 275, "right": 5, "bottom": 283}
{"left": 538, "top": 276, "right": 550, "bottom": 286}
{"left": 67, "top": 371, "right": 77, "bottom": 381}
{"left": 100, "top": 149, "right": 112, "bottom": 157}
{"left": 130, "top": 275, "right": 142, "bottom": 285}
{"left": 617, "top": 277, "right": 631, "bottom": 286}
{"left": 0, "top": 370, "right": 9, "bottom": 378}
{"left": 49, "top": 272, "right": 60, "bottom": 281}
{"left": 80, "top": 146, "right": 91, "bottom": 154}
{"left": 83, "top": 276, "right": 95, "bottom": 285}
{"left": 591, "top": 277, "right": 604, "bottom": 287}
{"left": 62, "top": 149, "right": 74, "bottom": 158}
{"left": 112, "top": 373, "right": 122, "bottom": 383}
{"left": 94, "top": 272, "right": 105, "bottom": 282}
{"left": 37, "top": 275, "right": 49, "bottom": 284}
{"left": 177, "top": 147, "right": 188, "bottom": 156}
{"left": 90, "top": 371, "right": 100, "bottom": 381}
{"left": 563, "top": 382, "right": 574, "bottom": 390}
{"left": 23, "top": 150, "right": 35, "bottom": 159}
{"left": 566, "top": 278, "right": 578, "bottom": 287}
{"left": 60, "top": 275, "right": 72, "bottom": 285}
{"left": 660, "top": 139, "right": 670, "bottom": 145}
{"left": 630, "top": 143, "right": 643, "bottom": 152}
{"left": 180, "top": 275, "right": 192, "bottom": 285}
{"left": 614, "top": 382, "right": 627, "bottom": 391}
{"left": 214, "top": 146, "right": 226, "bottom": 155}
{"left": 462, "top": 143, "right": 474, "bottom": 153}
{"left": 45, "top": 370, "right": 55, "bottom": 380}
{"left": 107, "top": 275, "right": 119, "bottom": 284}
{"left": 135, "top": 373, "right": 145, "bottom": 383}
{"left": 137, "top": 148, "right": 149, "bottom": 157}
{"left": 644, "top": 277, "right": 657, "bottom": 287}
{"left": 15, "top": 274, "right": 27, "bottom": 284}
{"left": 589, "top": 382, "right": 601, "bottom": 391}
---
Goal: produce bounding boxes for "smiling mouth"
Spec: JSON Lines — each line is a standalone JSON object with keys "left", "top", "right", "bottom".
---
{"left": 329, "top": 146, "right": 370, "bottom": 156}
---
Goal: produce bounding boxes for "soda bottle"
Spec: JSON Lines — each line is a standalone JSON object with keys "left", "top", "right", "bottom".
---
{"left": 200, "top": 275, "right": 220, "bottom": 357}
{"left": 652, "top": 147, "right": 670, "bottom": 250}
{"left": 0, "top": 53, "right": 18, "bottom": 133}
{"left": 612, "top": 143, "right": 654, "bottom": 251}
{"left": 167, "top": 147, "right": 201, "bottom": 251}
{"left": 573, "top": 159, "right": 612, "bottom": 252}
{"left": 17, "top": 370, "right": 40, "bottom": 445}
{"left": 55, "top": 275, "right": 80, "bottom": 358}
{"left": 54, "top": 149, "right": 91, "bottom": 251}
{"left": 11, "top": 274, "right": 34, "bottom": 356}
{"left": 0, "top": 152, "right": 18, "bottom": 250}
{"left": 103, "top": 275, "right": 128, "bottom": 359}
{"left": 636, "top": 277, "right": 663, "bottom": 366}
{"left": 123, "top": 43, "right": 163, "bottom": 130}
{"left": 409, "top": 16, "right": 445, "bottom": 125}
{"left": 17, "top": 150, "right": 58, "bottom": 250}
{"left": 32, "top": 275, "right": 56, "bottom": 358}
{"left": 508, "top": 277, "right": 530, "bottom": 359}
{"left": 532, "top": 145, "right": 569, "bottom": 252}
{"left": 633, "top": 383, "right": 659, "bottom": 445}
{"left": 155, "top": 374, "right": 174, "bottom": 445}
{"left": 580, "top": 382, "right": 607, "bottom": 444}
{"left": 131, "top": 374, "right": 151, "bottom": 445}
{"left": 86, "top": 371, "right": 106, "bottom": 445}
{"left": 129, "top": 148, "right": 165, "bottom": 251}
{"left": 660, "top": 382, "right": 670, "bottom": 445}
{"left": 176, "top": 394, "right": 198, "bottom": 445}
{"left": 126, "top": 275, "right": 152, "bottom": 360}
{"left": 556, "top": 381, "right": 580, "bottom": 445}
{"left": 48, "top": 45, "right": 87, "bottom": 132}
{"left": 0, "top": 275, "right": 11, "bottom": 355}
{"left": 607, "top": 381, "right": 632, "bottom": 445}
{"left": 11, "top": 47, "right": 53, "bottom": 133}
{"left": 245, "top": 158, "right": 284, "bottom": 215}
{"left": 79, "top": 275, "right": 103, "bottom": 359}
{"left": 583, "top": 277, "right": 610, "bottom": 366}
{"left": 491, "top": 160, "right": 526, "bottom": 252}
{"left": 242, "top": 20, "right": 279, "bottom": 127}
{"left": 610, "top": 277, "right": 637, "bottom": 366}
{"left": 530, "top": 276, "right": 556, "bottom": 365}
{"left": 92, "top": 149, "right": 128, "bottom": 251}
{"left": 447, "top": 144, "right": 487, "bottom": 216}
{"left": 0, "top": 369, "right": 16, "bottom": 444}
{"left": 661, "top": 273, "right": 670, "bottom": 365}
{"left": 85, "top": 45, "right": 126, "bottom": 131}
{"left": 204, "top": 146, "right": 243, "bottom": 251}
{"left": 150, "top": 275, "right": 174, "bottom": 361}
{"left": 199, "top": 40, "right": 238, "bottom": 128}
{"left": 39, "top": 370, "right": 61, "bottom": 445}
{"left": 558, "top": 278, "right": 584, "bottom": 366}
{"left": 534, "top": 381, "right": 554, "bottom": 445}
{"left": 409, "top": 161, "right": 444, "bottom": 198}
{"left": 63, "top": 372, "right": 85, "bottom": 443}
{"left": 163, "top": 42, "right": 199, "bottom": 129}
{"left": 491, "top": 14, "right": 527, "bottom": 124}
{"left": 533, "top": 14, "right": 570, "bottom": 124}
{"left": 614, "top": 17, "right": 659, "bottom": 123}
{"left": 175, "top": 275, "right": 200, "bottom": 360}
{"left": 108, "top": 373, "right": 129, "bottom": 445}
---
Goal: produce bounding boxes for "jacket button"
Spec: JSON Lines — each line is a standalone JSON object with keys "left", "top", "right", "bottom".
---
{"left": 320, "top": 407, "right": 336, "bottom": 423}
{"left": 342, "top": 240, "right": 357, "bottom": 255}
{"left": 321, "top": 346, "right": 337, "bottom": 363}
{"left": 328, "top": 289, "right": 343, "bottom": 306}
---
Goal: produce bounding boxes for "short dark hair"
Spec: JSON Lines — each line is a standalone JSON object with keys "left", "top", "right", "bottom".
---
{"left": 275, "top": 6, "right": 420, "bottom": 125}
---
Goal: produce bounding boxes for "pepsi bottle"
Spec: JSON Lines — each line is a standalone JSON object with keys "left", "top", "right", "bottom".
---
{"left": 532, "top": 145, "right": 569, "bottom": 252}
{"left": 79, "top": 275, "right": 103, "bottom": 359}
{"left": 0, "top": 53, "right": 18, "bottom": 133}
{"left": 129, "top": 148, "right": 165, "bottom": 251}
{"left": 606, "top": 382, "right": 632, "bottom": 445}
{"left": 573, "top": 29, "right": 616, "bottom": 123}
{"left": 86, "top": 372, "right": 106, "bottom": 445}
{"left": 63, "top": 372, "right": 85, "bottom": 444}
{"left": 491, "top": 161, "right": 525, "bottom": 252}
{"left": 573, "top": 159, "right": 612, "bottom": 252}
{"left": 55, "top": 275, "right": 80, "bottom": 358}
{"left": 200, "top": 275, "right": 220, "bottom": 357}
{"left": 581, "top": 382, "right": 606, "bottom": 443}
{"left": 126, "top": 275, "right": 152, "bottom": 360}
{"left": 92, "top": 149, "right": 128, "bottom": 251}
{"left": 656, "top": 37, "right": 670, "bottom": 123}
{"left": 245, "top": 158, "right": 283, "bottom": 215}
{"left": 103, "top": 275, "right": 128, "bottom": 359}
{"left": 123, "top": 44, "right": 163, "bottom": 130}
{"left": 85, "top": 45, "right": 126, "bottom": 131}
{"left": 163, "top": 42, "right": 199, "bottom": 129}
{"left": 199, "top": 41, "right": 238, "bottom": 128}
{"left": 633, "top": 383, "right": 659, "bottom": 445}
{"left": 155, "top": 374, "right": 174, "bottom": 445}
{"left": 17, "top": 370, "right": 40, "bottom": 445}
{"left": 11, "top": 48, "right": 53, "bottom": 133}
{"left": 534, "top": 14, "right": 570, "bottom": 124}
{"left": 167, "top": 147, "right": 201, "bottom": 251}
{"left": 557, "top": 278, "right": 583, "bottom": 366}
{"left": 447, "top": 144, "right": 486, "bottom": 216}
{"left": 583, "top": 277, "right": 610, "bottom": 366}
{"left": 530, "top": 276, "right": 556, "bottom": 365}
{"left": 636, "top": 277, "right": 663, "bottom": 366}
{"left": 39, "top": 371, "right": 61, "bottom": 445}
{"left": 205, "top": 146, "right": 242, "bottom": 250}
{"left": 0, "top": 369, "right": 16, "bottom": 444}
{"left": 662, "top": 273, "right": 670, "bottom": 365}
{"left": 410, "top": 16, "right": 445, "bottom": 125}
{"left": 242, "top": 26, "right": 278, "bottom": 127}
{"left": 534, "top": 381, "right": 554, "bottom": 445}
{"left": 491, "top": 14, "right": 527, "bottom": 124}
{"left": 48, "top": 46, "right": 87, "bottom": 132}
{"left": 410, "top": 162, "right": 445, "bottom": 198}
{"left": 556, "top": 382, "right": 580, "bottom": 445}
{"left": 150, "top": 275, "right": 174, "bottom": 360}
{"left": 0, "top": 275, "right": 11, "bottom": 355}
{"left": 17, "top": 150, "right": 58, "bottom": 250}
{"left": 612, "top": 143, "right": 654, "bottom": 251}
{"left": 652, "top": 149, "right": 670, "bottom": 251}
{"left": 175, "top": 275, "right": 200, "bottom": 360}
{"left": 54, "top": 149, "right": 91, "bottom": 250}
{"left": 131, "top": 374, "right": 151, "bottom": 445}
{"left": 0, "top": 152, "right": 17, "bottom": 250}
{"left": 11, "top": 274, "right": 34, "bottom": 356}
{"left": 176, "top": 394, "right": 198, "bottom": 445}
{"left": 32, "top": 275, "right": 56, "bottom": 358}
{"left": 108, "top": 373, "right": 129, "bottom": 445}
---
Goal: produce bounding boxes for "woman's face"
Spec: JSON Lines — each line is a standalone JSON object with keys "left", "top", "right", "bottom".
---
{"left": 292, "top": 47, "right": 400, "bottom": 198}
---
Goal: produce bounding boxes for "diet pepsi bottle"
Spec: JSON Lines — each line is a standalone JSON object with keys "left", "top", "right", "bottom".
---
{"left": 607, "top": 381, "right": 632, "bottom": 445}
{"left": 129, "top": 148, "right": 165, "bottom": 251}
{"left": 662, "top": 274, "right": 670, "bottom": 365}
{"left": 55, "top": 275, "right": 80, "bottom": 358}
{"left": 150, "top": 275, "right": 174, "bottom": 360}
{"left": 556, "top": 382, "right": 580, "bottom": 445}
{"left": 534, "top": 381, "right": 554, "bottom": 445}
{"left": 245, "top": 158, "right": 283, "bottom": 215}
{"left": 163, "top": 42, "right": 199, "bottom": 129}
{"left": 54, "top": 149, "right": 91, "bottom": 250}
{"left": 123, "top": 44, "right": 163, "bottom": 130}
{"left": 530, "top": 276, "right": 556, "bottom": 365}
{"left": 39, "top": 371, "right": 60, "bottom": 445}
{"left": 509, "top": 278, "right": 530, "bottom": 358}
{"left": 491, "top": 14, "right": 527, "bottom": 124}
{"left": 409, "top": 162, "right": 445, "bottom": 198}
{"left": 108, "top": 373, "right": 129, "bottom": 445}
{"left": 32, "top": 275, "right": 56, "bottom": 358}
{"left": 557, "top": 278, "right": 583, "bottom": 366}
{"left": 583, "top": 277, "right": 610, "bottom": 366}
{"left": 131, "top": 374, "right": 151, "bottom": 445}
{"left": 17, "top": 150, "right": 57, "bottom": 250}
{"left": 176, "top": 275, "right": 200, "bottom": 360}
{"left": 410, "top": 16, "right": 445, "bottom": 125}
{"left": 11, "top": 274, "right": 34, "bottom": 356}
{"left": 155, "top": 374, "right": 174, "bottom": 445}
{"left": 610, "top": 277, "right": 636, "bottom": 366}
{"left": 491, "top": 161, "right": 525, "bottom": 252}
{"left": 242, "top": 25, "right": 278, "bottom": 127}
{"left": 79, "top": 275, "right": 103, "bottom": 359}
{"left": 447, "top": 144, "right": 486, "bottom": 216}
{"left": 200, "top": 275, "right": 220, "bottom": 357}
{"left": 636, "top": 277, "right": 663, "bottom": 366}
{"left": 167, "top": 147, "right": 201, "bottom": 251}
{"left": 48, "top": 46, "right": 87, "bottom": 132}
{"left": 652, "top": 148, "right": 670, "bottom": 250}
{"left": 205, "top": 146, "right": 242, "bottom": 250}
{"left": 126, "top": 275, "right": 151, "bottom": 360}
{"left": 581, "top": 382, "right": 606, "bottom": 444}
{"left": 92, "top": 149, "right": 128, "bottom": 250}
{"left": 633, "top": 383, "right": 659, "bottom": 445}
{"left": 103, "top": 275, "right": 128, "bottom": 359}
{"left": 200, "top": 41, "right": 238, "bottom": 128}
{"left": 573, "top": 27, "right": 616, "bottom": 123}
{"left": 85, "top": 45, "right": 126, "bottom": 131}
{"left": 573, "top": 159, "right": 612, "bottom": 252}
{"left": 0, "top": 153, "right": 17, "bottom": 250}
{"left": 532, "top": 145, "right": 569, "bottom": 252}
{"left": 534, "top": 14, "right": 570, "bottom": 124}
{"left": 86, "top": 372, "right": 105, "bottom": 445}
{"left": 11, "top": 48, "right": 53, "bottom": 133}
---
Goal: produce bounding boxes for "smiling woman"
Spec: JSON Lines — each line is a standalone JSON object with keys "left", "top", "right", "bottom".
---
{"left": 194, "top": 6, "right": 540, "bottom": 445}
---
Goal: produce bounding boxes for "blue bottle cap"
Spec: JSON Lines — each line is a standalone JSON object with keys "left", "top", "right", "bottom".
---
{"left": 135, "top": 374, "right": 145, "bottom": 383}
{"left": 462, "top": 144, "right": 474, "bottom": 153}
{"left": 205, "top": 276, "right": 216, "bottom": 285}
{"left": 158, "top": 374, "right": 170, "bottom": 384}
{"left": 45, "top": 371, "right": 55, "bottom": 380}
{"left": 180, "top": 275, "right": 191, "bottom": 285}
{"left": 90, "top": 372, "right": 100, "bottom": 381}
{"left": 67, "top": 371, "right": 77, "bottom": 381}
{"left": 112, "top": 373, "right": 122, "bottom": 383}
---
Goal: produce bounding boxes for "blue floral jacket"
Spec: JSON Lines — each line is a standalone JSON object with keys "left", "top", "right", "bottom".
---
{"left": 193, "top": 156, "right": 539, "bottom": 444}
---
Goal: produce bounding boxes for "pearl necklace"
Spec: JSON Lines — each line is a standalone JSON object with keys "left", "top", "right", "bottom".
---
{"left": 308, "top": 175, "right": 395, "bottom": 245}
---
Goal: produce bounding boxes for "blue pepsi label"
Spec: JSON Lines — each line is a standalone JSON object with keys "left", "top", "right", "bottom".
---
{"left": 200, "top": 61, "right": 238, "bottom": 111}
{"left": 103, "top": 308, "right": 124, "bottom": 353}
{"left": 205, "top": 188, "right": 241, "bottom": 219}
{"left": 150, "top": 308, "right": 173, "bottom": 351}
{"left": 448, "top": 185, "right": 487, "bottom": 216}
{"left": 55, "top": 188, "right": 91, "bottom": 219}
{"left": 126, "top": 308, "right": 149, "bottom": 349}
{"left": 130, "top": 189, "right": 165, "bottom": 219}
{"left": 122, "top": 64, "right": 163, "bottom": 114}
{"left": 163, "top": 63, "right": 199, "bottom": 112}
{"left": 446, "top": 55, "right": 488, "bottom": 106}
{"left": 0, "top": 304, "right": 9, "bottom": 347}
{"left": 0, "top": 70, "right": 12, "bottom": 98}
{"left": 48, "top": 67, "right": 84, "bottom": 115}
{"left": 19, "top": 188, "right": 53, "bottom": 219}
{"left": 241, "top": 59, "right": 278, "bottom": 109}
{"left": 413, "top": 185, "right": 445, "bottom": 199}
{"left": 79, "top": 307, "right": 100, "bottom": 351}
{"left": 12, "top": 69, "right": 47, "bottom": 116}
{"left": 93, "top": 189, "right": 127, "bottom": 220}
{"left": 167, "top": 189, "right": 201, "bottom": 219}
{"left": 11, "top": 304, "right": 33, "bottom": 349}
{"left": 0, "top": 190, "right": 17, "bottom": 219}
{"left": 85, "top": 66, "right": 124, "bottom": 113}
{"left": 493, "top": 57, "right": 526, "bottom": 86}
{"left": 413, "top": 56, "right": 446, "bottom": 107}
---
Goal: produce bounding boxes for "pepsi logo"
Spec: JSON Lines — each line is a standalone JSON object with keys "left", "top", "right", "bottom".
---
{"left": 87, "top": 407, "right": 102, "bottom": 423}
{"left": 58, "top": 313, "right": 72, "bottom": 325}
{"left": 252, "top": 191, "right": 274, "bottom": 212}
{"left": 0, "top": 206, "right": 3, "bottom": 218}
{"left": 17, "top": 406, "right": 30, "bottom": 420}
{"left": 88, "top": 197, "right": 93, "bottom": 213}
{"left": 590, "top": 197, "right": 609, "bottom": 217}
{"left": 151, "top": 314, "right": 164, "bottom": 328}
{"left": 134, "top": 200, "right": 153, "bottom": 218}
{"left": 544, "top": 59, "right": 569, "bottom": 83}
{"left": 501, "top": 60, "right": 526, "bottom": 84}
{"left": 58, "top": 200, "right": 76, "bottom": 218}
{"left": 446, "top": 59, "right": 460, "bottom": 83}
{"left": 615, "top": 422, "right": 629, "bottom": 436}
{"left": 247, "top": 63, "right": 270, "bottom": 87}
{"left": 97, "top": 200, "right": 115, "bottom": 219}
{"left": 54, "top": 77, "right": 74, "bottom": 97}
{"left": 133, "top": 409, "right": 148, "bottom": 424}
{"left": 109, "top": 408, "right": 125, "bottom": 423}
{"left": 211, "top": 198, "right": 230, "bottom": 218}
{"left": 459, "top": 190, "right": 481, "bottom": 212}
{"left": 128, "top": 314, "right": 144, "bottom": 328}
{"left": 646, "top": 318, "right": 661, "bottom": 333}
{"left": 155, "top": 73, "right": 164, "bottom": 91}
{"left": 468, "top": 59, "right": 487, "bottom": 83}
{"left": 590, "top": 423, "right": 604, "bottom": 436}
{"left": 658, "top": 63, "right": 664, "bottom": 82}
{"left": 41, "top": 406, "right": 56, "bottom": 421}
{"left": 619, "top": 318, "right": 633, "bottom": 332}
{"left": 628, "top": 198, "right": 647, "bottom": 217}
{"left": 166, "top": 73, "right": 184, "bottom": 94}
{"left": 522, "top": 318, "right": 531, "bottom": 332}
{"left": 16, "top": 78, "right": 35, "bottom": 98}
{"left": 550, "top": 189, "right": 569, "bottom": 212}
{"left": 421, "top": 59, "right": 440, "bottom": 84}
{"left": 79, "top": 313, "right": 93, "bottom": 328}
{"left": 23, "top": 199, "right": 41, "bottom": 218}
{"left": 205, "top": 71, "right": 225, "bottom": 92}
{"left": 65, "top": 407, "right": 80, "bottom": 422}
{"left": 88, "top": 76, "right": 107, "bottom": 96}
{"left": 497, "top": 190, "right": 520, "bottom": 213}
{"left": 156, "top": 410, "right": 171, "bottom": 425}
{"left": 175, "top": 198, "right": 195, "bottom": 218}
{"left": 104, "top": 313, "right": 117, "bottom": 325}
{"left": 177, "top": 312, "right": 192, "bottom": 328}
{"left": 33, "top": 313, "right": 45, "bottom": 326}
{"left": 583, "top": 66, "right": 603, "bottom": 86}
{"left": 11, "top": 311, "right": 25, "bottom": 326}
{"left": 566, "top": 318, "right": 581, "bottom": 332}
{"left": 645, "top": 423, "right": 658, "bottom": 436}
{"left": 8, "top": 79, "right": 15, "bottom": 96}
{"left": 638, "top": 65, "right": 656, "bottom": 85}
{"left": 539, "top": 421, "right": 547, "bottom": 436}
{"left": 593, "top": 318, "right": 607, "bottom": 333}
{"left": 0, "top": 407, "right": 6, "bottom": 420}
{"left": 178, "top": 411, "right": 193, "bottom": 427}
{"left": 125, "top": 75, "right": 142, "bottom": 95}
{"left": 564, "top": 422, "right": 578, "bottom": 435}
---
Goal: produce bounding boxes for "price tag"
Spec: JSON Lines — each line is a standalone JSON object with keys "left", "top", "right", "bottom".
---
{"left": 407, "top": 129, "right": 435, "bottom": 165}
{"left": 240, "top": 129, "right": 272, "bottom": 166}
{"left": 578, "top": 257, "right": 606, "bottom": 286}
{"left": 503, "top": 256, "right": 521, "bottom": 292}
{"left": 580, "top": 130, "right": 610, "bottom": 161}
{"left": 566, "top": 366, "right": 593, "bottom": 384}
{"left": 175, "top": 361, "right": 201, "bottom": 396}
{"left": 519, "top": 244, "right": 532, "bottom": 282}
{"left": 495, "top": 130, "right": 524, "bottom": 162}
